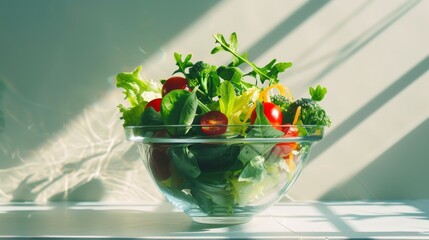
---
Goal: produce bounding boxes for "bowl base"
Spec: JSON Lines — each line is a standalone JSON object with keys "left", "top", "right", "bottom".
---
{"left": 192, "top": 216, "right": 252, "bottom": 225}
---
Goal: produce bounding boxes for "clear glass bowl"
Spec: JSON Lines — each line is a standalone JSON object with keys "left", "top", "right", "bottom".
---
{"left": 125, "top": 124, "right": 324, "bottom": 224}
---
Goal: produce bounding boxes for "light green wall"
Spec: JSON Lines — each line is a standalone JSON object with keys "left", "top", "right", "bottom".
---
{"left": 0, "top": 0, "right": 428, "bottom": 202}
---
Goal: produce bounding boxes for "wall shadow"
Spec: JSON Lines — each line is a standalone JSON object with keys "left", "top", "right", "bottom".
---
{"left": 295, "top": 0, "right": 374, "bottom": 63}
{"left": 310, "top": 55, "right": 429, "bottom": 162}
{"left": 0, "top": 0, "right": 220, "bottom": 168}
{"left": 296, "top": 0, "right": 421, "bottom": 80}
{"left": 245, "top": 0, "right": 331, "bottom": 62}
{"left": 320, "top": 118, "right": 429, "bottom": 201}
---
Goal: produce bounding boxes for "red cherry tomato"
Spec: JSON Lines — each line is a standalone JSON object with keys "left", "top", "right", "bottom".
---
{"left": 273, "top": 125, "right": 299, "bottom": 157}
{"left": 145, "top": 98, "right": 162, "bottom": 112}
{"left": 200, "top": 111, "right": 228, "bottom": 135}
{"left": 149, "top": 130, "right": 171, "bottom": 181}
{"left": 162, "top": 76, "right": 190, "bottom": 96}
{"left": 149, "top": 144, "right": 171, "bottom": 181}
{"left": 281, "top": 124, "right": 299, "bottom": 137}
{"left": 250, "top": 102, "right": 283, "bottom": 126}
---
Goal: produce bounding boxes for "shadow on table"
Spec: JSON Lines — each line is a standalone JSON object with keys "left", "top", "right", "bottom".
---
{"left": 312, "top": 201, "right": 429, "bottom": 238}
{"left": 320, "top": 117, "right": 429, "bottom": 200}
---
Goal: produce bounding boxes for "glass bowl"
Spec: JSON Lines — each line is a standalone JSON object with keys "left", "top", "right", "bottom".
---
{"left": 125, "top": 124, "right": 324, "bottom": 224}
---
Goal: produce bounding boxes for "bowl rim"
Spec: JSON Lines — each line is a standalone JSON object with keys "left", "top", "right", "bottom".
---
{"left": 124, "top": 124, "right": 326, "bottom": 128}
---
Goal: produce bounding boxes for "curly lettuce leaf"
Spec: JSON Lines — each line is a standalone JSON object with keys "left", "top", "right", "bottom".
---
{"left": 116, "top": 66, "right": 161, "bottom": 126}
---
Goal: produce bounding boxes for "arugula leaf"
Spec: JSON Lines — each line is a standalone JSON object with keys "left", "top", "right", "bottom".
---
{"left": 212, "top": 33, "right": 266, "bottom": 81}
{"left": 173, "top": 52, "right": 193, "bottom": 76}
{"left": 161, "top": 89, "right": 198, "bottom": 135}
{"left": 309, "top": 85, "right": 328, "bottom": 101}
{"left": 245, "top": 59, "right": 293, "bottom": 85}
{"left": 212, "top": 33, "right": 292, "bottom": 86}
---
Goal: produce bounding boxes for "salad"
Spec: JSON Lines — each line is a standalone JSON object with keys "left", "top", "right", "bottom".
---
{"left": 116, "top": 33, "right": 331, "bottom": 215}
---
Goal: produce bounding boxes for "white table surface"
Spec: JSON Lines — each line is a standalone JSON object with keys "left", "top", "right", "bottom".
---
{"left": 0, "top": 200, "right": 428, "bottom": 239}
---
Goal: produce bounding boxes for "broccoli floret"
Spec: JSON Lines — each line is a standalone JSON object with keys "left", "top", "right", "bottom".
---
{"left": 270, "top": 94, "right": 291, "bottom": 111}
{"left": 188, "top": 61, "right": 215, "bottom": 80}
{"left": 188, "top": 61, "right": 220, "bottom": 102}
{"left": 284, "top": 98, "right": 331, "bottom": 126}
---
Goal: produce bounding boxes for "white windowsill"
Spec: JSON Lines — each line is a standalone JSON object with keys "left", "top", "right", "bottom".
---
{"left": 0, "top": 200, "right": 428, "bottom": 239}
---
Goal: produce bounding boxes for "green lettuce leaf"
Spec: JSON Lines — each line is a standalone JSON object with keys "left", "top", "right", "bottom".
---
{"left": 116, "top": 66, "right": 161, "bottom": 126}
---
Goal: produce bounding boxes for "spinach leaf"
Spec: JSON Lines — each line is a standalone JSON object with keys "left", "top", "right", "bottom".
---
{"left": 140, "top": 107, "right": 162, "bottom": 125}
{"left": 169, "top": 145, "right": 201, "bottom": 178}
{"left": 190, "top": 178, "right": 234, "bottom": 214}
{"left": 189, "top": 144, "right": 241, "bottom": 173}
{"left": 216, "top": 66, "right": 244, "bottom": 84}
{"left": 249, "top": 101, "right": 285, "bottom": 138}
{"left": 161, "top": 89, "right": 198, "bottom": 135}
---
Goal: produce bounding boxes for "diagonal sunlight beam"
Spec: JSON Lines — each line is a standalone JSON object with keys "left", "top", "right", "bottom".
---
{"left": 290, "top": 56, "right": 429, "bottom": 200}
{"left": 246, "top": 0, "right": 331, "bottom": 61}
{"left": 309, "top": 55, "right": 429, "bottom": 161}
{"left": 294, "top": 0, "right": 422, "bottom": 79}
{"left": 294, "top": 0, "right": 374, "bottom": 64}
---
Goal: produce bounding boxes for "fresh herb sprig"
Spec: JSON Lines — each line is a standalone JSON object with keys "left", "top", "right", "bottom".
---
{"left": 211, "top": 32, "right": 293, "bottom": 86}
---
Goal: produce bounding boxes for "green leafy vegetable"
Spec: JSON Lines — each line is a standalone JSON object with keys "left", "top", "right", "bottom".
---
{"left": 189, "top": 144, "right": 240, "bottom": 173}
{"left": 140, "top": 107, "right": 163, "bottom": 126}
{"left": 119, "top": 104, "right": 146, "bottom": 126}
{"left": 212, "top": 32, "right": 292, "bottom": 85}
{"left": 173, "top": 52, "right": 193, "bottom": 76}
{"left": 189, "top": 178, "right": 234, "bottom": 214}
{"left": 310, "top": 85, "right": 328, "bottom": 101}
{"left": 218, "top": 81, "right": 236, "bottom": 120}
{"left": 161, "top": 89, "right": 198, "bottom": 135}
{"left": 238, "top": 155, "right": 265, "bottom": 182}
{"left": 116, "top": 66, "right": 161, "bottom": 126}
{"left": 169, "top": 145, "right": 201, "bottom": 178}
{"left": 216, "top": 66, "right": 244, "bottom": 83}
